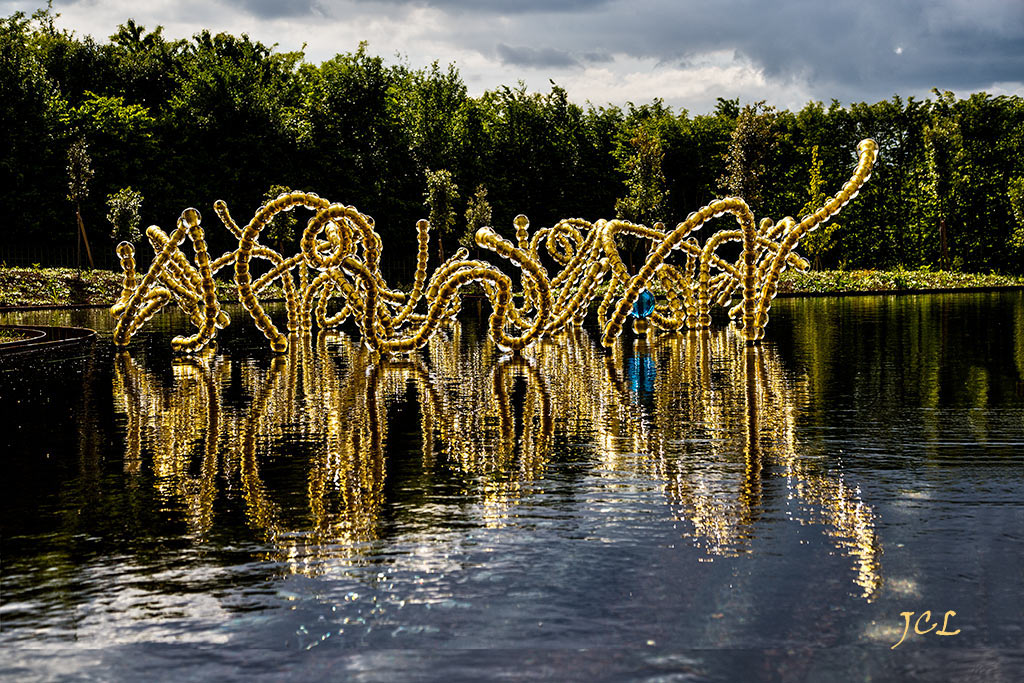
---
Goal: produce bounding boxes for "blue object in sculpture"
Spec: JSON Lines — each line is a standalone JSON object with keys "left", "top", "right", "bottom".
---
{"left": 631, "top": 289, "right": 656, "bottom": 319}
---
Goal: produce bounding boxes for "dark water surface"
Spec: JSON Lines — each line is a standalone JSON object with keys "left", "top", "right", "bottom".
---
{"left": 2, "top": 293, "right": 1023, "bottom": 681}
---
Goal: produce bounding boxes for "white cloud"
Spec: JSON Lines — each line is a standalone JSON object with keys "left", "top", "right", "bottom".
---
{"left": 514, "top": 52, "right": 814, "bottom": 113}
{"left": 979, "top": 81, "right": 1024, "bottom": 98}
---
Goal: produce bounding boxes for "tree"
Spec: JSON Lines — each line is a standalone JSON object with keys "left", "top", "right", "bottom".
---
{"left": 714, "top": 97, "right": 740, "bottom": 120}
{"left": 476, "top": 83, "right": 592, "bottom": 229}
{"left": 614, "top": 122, "right": 669, "bottom": 226}
{"left": 62, "top": 91, "right": 156, "bottom": 226}
{"left": 664, "top": 108, "right": 732, "bottom": 216}
{"left": 941, "top": 92, "right": 1023, "bottom": 272}
{"left": 720, "top": 102, "right": 778, "bottom": 212}
{"left": 612, "top": 121, "right": 670, "bottom": 272}
{"left": 297, "top": 42, "right": 418, "bottom": 251}
{"left": 800, "top": 145, "right": 839, "bottom": 269}
{"left": 424, "top": 168, "right": 459, "bottom": 263}
{"left": 1, "top": 10, "right": 68, "bottom": 249}
{"left": 261, "top": 184, "right": 298, "bottom": 253}
{"left": 107, "top": 20, "right": 184, "bottom": 111}
{"left": 165, "top": 29, "right": 304, "bottom": 255}
{"left": 67, "top": 138, "right": 94, "bottom": 268}
{"left": 462, "top": 184, "right": 492, "bottom": 249}
{"left": 924, "top": 93, "right": 965, "bottom": 270}
{"left": 6, "top": 16, "right": 1024, "bottom": 275}
{"left": 1009, "top": 177, "right": 1024, "bottom": 253}
{"left": 403, "top": 60, "right": 468, "bottom": 177}
{"left": 577, "top": 104, "right": 625, "bottom": 219}
{"left": 106, "top": 186, "right": 143, "bottom": 244}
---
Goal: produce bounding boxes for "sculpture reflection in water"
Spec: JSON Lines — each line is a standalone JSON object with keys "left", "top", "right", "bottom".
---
{"left": 110, "top": 141, "right": 877, "bottom": 354}
{"left": 112, "top": 325, "right": 881, "bottom": 599}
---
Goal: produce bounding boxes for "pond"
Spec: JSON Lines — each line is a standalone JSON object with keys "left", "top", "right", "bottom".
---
{"left": 2, "top": 292, "right": 1023, "bottom": 681}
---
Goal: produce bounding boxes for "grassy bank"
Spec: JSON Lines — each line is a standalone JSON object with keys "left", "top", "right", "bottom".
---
{"left": 776, "top": 268, "right": 1024, "bottom": 295}
{"left": 0, "top": 267, "right": 123, "bottom": 307}
{"left": 0, "top": 267, "right": 284, "bottom": 308}
{"left": 0, "top": 327, "right": 34, "bottom": 342}
{"left": 1, "top": 266, "right": 1022, "bottom": 309}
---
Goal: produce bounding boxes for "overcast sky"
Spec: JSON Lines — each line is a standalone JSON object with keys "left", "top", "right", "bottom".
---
{"left": 6, "top": 0, "right": 1023, "bottom": 113}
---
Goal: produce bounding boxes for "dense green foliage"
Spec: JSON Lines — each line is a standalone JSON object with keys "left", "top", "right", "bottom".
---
{"left": 260, "top": 184, "right": 297, "bottom": 253}
{"left": 462, "top": 184, "right": 492, "bottom": 249}
{"left": 105, "top": 186, "right": 143, "bottom": 243}
{"left": 423, "top": 168, "right": 459, "bottom": 261}
{"left": 615, "top": 122, "right": 670, "bottom": 226}
{"left": 3, "top": 9, "right": 1023, "bottom": 273}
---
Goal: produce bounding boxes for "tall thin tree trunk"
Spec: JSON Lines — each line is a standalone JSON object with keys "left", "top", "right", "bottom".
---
{"left": 939, "top": 218, "right": 949, "bottom": 270}
{"left": 77, "top": 203, "right": 94, "bottom": 269}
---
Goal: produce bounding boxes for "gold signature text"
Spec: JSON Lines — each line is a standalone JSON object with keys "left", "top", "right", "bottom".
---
{"left": 891, "top": 610, "right": 961, "bottom": 649}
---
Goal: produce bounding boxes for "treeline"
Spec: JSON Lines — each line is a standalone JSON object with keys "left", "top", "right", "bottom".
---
{"left": 3, "top": 8, "right": 1024, "bottom": 274}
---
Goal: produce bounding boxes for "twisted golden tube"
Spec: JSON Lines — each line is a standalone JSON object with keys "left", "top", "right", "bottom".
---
{"left": 111, "top": 140, "right": 877, "bottom": 354}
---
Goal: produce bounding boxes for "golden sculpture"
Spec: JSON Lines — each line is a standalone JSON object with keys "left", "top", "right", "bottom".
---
{"left": 111, "top": 140, "right": 877, "bottom": 354}
{"left": 112, "top": 324, "right": 881, "bottom": 599}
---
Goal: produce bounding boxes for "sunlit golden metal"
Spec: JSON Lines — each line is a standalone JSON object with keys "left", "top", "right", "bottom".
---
{"left": 111, "top": 140, "right": 877, "bottom": 353}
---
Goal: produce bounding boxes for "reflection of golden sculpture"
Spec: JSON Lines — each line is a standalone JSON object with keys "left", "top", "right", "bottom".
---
{"left": 113, "top": 348, "right": 223, "bottom": 534}
{"left": 111, "top": 141, "right": 877, "bottom": 354}
{"left": 112, "top": 323, "right": 881, "bottom": 597}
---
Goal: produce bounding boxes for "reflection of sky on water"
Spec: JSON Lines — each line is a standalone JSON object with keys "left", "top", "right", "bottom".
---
{"left": 2, "top": 292, "right": 1023, "bottom": 681}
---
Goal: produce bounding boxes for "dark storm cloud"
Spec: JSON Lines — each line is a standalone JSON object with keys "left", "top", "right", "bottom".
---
{"left": 705, "top": 0, "right": 1024, "bottom": 98}
{"left": 33, "top": 0, "right": 1024, "bottom": 106}
{"left": 353, "top": 0, "right": 611, "bottom": 13}
{"left": 47, "top": 0, "right": 325, "bottom": 20}
{"left": 497, "top": 43, "right": 580, "bottom": 68}
{"left": 211, "top": 0, "right": 610, "bottom": 17}
{"left": 461, "top": 0, "right": 1024, "bottom": 102}
{"left": 228, "top": 0, "right": 324, "bottom": 18}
